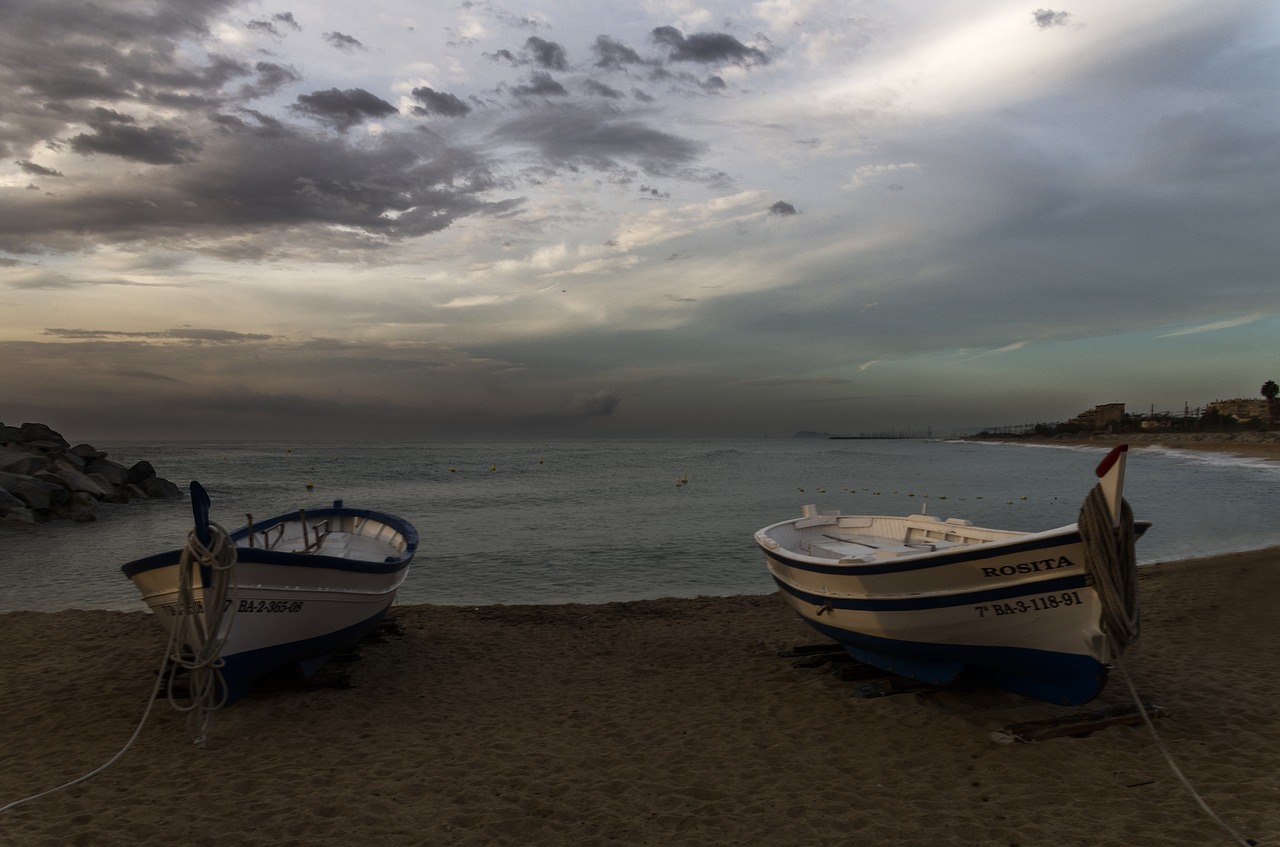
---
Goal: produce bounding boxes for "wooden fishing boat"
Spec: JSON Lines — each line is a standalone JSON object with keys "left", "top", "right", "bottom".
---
{"left": 755, "top": 446, "right": 1148, "bottom": 705}
{"left": 122, "top": 482, "right": 418, "bottom": 706}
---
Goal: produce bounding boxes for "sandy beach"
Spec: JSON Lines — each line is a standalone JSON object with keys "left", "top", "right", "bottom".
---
{"left": 2, "top": 549, "right": 1278, "bottom": 846}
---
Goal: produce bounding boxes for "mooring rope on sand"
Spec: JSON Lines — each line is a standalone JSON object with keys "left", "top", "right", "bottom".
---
{"left": 0, "top": 523, "right": 240, "bottom": 813}
{"left": 0, "top": 646, "right": 170, "bottom": 815}
{"left": 1080, "top": 483, "right": 1256, "bottom": 846}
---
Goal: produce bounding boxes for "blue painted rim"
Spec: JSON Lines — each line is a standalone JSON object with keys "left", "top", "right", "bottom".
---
{"left": 121, "top": 504, "right": 419, "bottom": 577}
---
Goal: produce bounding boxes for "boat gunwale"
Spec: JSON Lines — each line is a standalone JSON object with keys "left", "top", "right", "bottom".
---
{"left": 756, "top": 517, "right": 1151, "bottom": 576}
{"left": 120, "top": 505, "right": 419, "bottom": 578}
{"left": 768, "top": 570, "right": 1093, "bottom": 610}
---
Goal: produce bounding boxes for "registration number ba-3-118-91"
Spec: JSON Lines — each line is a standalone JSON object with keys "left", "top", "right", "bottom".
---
{"left": 974, "top": 590, "right": 1085, "bottom": 618}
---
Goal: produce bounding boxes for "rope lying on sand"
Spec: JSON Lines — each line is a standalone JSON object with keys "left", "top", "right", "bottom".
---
{"left": 0, "top": 523, "right": 240, "bottom": 812}
{"left": 1080, "top": 483, "right": 1256, "bottom": 846}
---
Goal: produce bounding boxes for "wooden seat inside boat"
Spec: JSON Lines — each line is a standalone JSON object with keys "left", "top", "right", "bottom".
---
{"left": 803, "top": 532, "right": 969, "bottom": 562}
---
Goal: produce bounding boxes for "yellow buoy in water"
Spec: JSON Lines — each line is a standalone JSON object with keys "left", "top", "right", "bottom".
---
{"left": 490, "top": 464, "right": 497, "bottom": 471}
{"left": 305, "top": 481, "right": 314, "bottom": 490}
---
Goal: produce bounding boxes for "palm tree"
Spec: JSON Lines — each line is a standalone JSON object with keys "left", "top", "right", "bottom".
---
{"left": 1263, "top": 379, "right": 1279, "bottom": 429}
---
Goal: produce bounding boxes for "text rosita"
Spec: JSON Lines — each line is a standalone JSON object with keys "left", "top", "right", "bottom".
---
{"left": 980, "top": 556, "right": 1075, "bottom": 578}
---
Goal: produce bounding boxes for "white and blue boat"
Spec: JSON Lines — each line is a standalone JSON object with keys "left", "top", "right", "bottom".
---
{"left": 755, "top": 446, "right": 1148, "bottom": 705}
{"left": 122, "top": 482, "right": 418, "bottom": 706}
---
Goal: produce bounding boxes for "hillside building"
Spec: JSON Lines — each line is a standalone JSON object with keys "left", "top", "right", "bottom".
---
{"left": 1070, "top": 403, "right": 1125, "bottom": 431}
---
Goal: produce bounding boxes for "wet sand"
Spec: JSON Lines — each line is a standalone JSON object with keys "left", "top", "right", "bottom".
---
{"left": 2, "top": 549, "right": 1278, "bottom": 846}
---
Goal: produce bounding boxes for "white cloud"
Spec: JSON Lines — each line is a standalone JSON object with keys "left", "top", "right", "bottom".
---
{"left": 1158, "top": 314, "right": 1269, "bottom": 338}
{"left": 847, "top": 162, "right": 921, "bottom": 190}
{"left": 610, "top": 192, "right": 769, "bottom": 252}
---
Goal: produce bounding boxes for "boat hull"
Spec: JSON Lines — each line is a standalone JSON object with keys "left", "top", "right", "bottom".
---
{"left": 122, "top": 503, "right": 417, "bottom": 703}
{"left": 758, "top": 516, "right": 1147, "bottom": 705}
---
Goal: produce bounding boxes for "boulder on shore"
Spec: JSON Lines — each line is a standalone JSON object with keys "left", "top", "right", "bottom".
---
{"left": 0, "top": 422, "right": 182, "bottom": 527}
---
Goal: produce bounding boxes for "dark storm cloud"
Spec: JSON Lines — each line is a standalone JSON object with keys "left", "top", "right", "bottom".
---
{"left": 241, "top": 62, "right": 302, "bottom": 99}
{"left": 0, "top": 0, "right": 724, "bottom": 262}
{"left": 0, "top": 0, "right": 240, "bottom": 156}
{"left": 7, "top": 269, "right": 164, "bottom": 289}
{"left": 489, "top": 37, "right": 569, "bottom": 72}
{"left": 169, "top": 327, "right": 276, "bottom": 342}
{"left": 650, "top": 27, "right": 769, "bottom": 66}
{"left": 44, "top": 327, "right": 273, "bottom": 342}
{"left": 525, "top": 36, "right": 568, "bottom": 70}
{"left": 1032, "top": 9, "right": 1072, "bottom": 28}
{"left": 248, "top": 18, "right": 283, "bottom": 37}
{"left": 592, "top": 35, "right": 647, "bottom": 69}
{"left": 324, "top": 31, "right": 365, "bottom": 51}
{"left": 209, "top": 108, "right": 287, "bottom": 137}
{"left": 583, "top": 80, "right": 624, "bottom": 99}
{"left": 248, "top": 12, "right": 301, "bottom": 37}
{"left": 69, "top": 120, "right": 201, "bottom": 164}
{"left": 0, "top": 124, "right": 514, "bottom": 254}
{"left": 410, "top": 87, "right": 473, "bottom": 117}
{"left": 566, "top": 390, "right": 621, "bottom": 417}
{"left": 511, "top": 71, "right": 569, "bottom": 98}
{"left": 292, "top": 88, "right": 398, "bottom": 130}
{"left": 16, "top": 161, "right": 63, "bottom": 177}
{"left": 493, "top": 105, "right": 705, "bottom": 175}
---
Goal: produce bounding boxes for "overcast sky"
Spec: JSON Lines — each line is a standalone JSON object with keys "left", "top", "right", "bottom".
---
{"left": 2, "top": 0, "right": 1277, "bottom": 441}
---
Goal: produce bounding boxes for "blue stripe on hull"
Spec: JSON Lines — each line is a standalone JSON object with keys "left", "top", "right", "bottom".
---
{"left": 773, "top": 570, "right": 1091, "bottom": 612}
{"left": 801, "top": 616, "right": 1109, "bottom": 706}
{"left": 216, "top": 606, "right": 391, "bottom": 704}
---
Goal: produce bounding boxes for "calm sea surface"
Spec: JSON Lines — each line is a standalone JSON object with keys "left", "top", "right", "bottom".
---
{"left": 2, "top": 439, "right": 1278, "bottom": 613}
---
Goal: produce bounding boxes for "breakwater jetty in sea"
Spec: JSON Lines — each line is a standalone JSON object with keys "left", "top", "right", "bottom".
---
{"left": 0, "top": 422, "right": 180, "bottom": 527}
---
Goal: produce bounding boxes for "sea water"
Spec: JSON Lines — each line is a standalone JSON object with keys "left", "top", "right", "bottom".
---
{"left": 2, "top": 439, "right": 1277, "bottom": 613}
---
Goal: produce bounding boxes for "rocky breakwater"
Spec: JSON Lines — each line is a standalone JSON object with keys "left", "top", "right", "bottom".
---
{"left": 0, "top": 422, "right": 181, "bottom": 527}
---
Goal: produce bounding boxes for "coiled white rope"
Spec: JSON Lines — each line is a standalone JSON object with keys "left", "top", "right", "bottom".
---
{"left": 166, "top": 521, "right": 238, "bottom": 747}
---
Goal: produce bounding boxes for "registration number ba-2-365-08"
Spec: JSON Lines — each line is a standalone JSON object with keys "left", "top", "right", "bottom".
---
{"left": 159, "top": 599, "right": 306, "bottom": 615}
{"left": 237, "top": 599, "right": 305, "bottom": 614}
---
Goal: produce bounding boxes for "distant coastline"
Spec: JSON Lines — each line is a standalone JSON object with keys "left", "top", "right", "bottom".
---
{"left": 960, "top": 430, "right": 1280, "bottom": 461}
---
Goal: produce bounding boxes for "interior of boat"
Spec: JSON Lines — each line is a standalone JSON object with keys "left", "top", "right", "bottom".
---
{"left": 779, "top": 507, "right": 1028, "bottom": 562}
